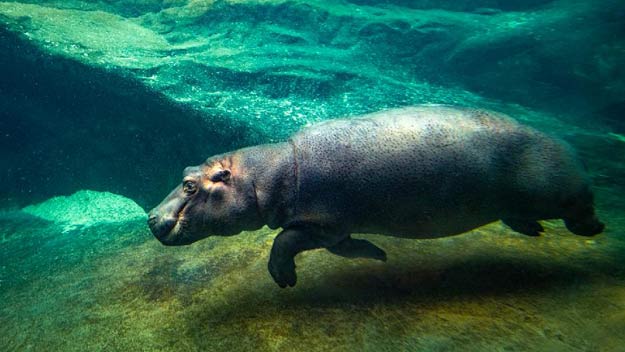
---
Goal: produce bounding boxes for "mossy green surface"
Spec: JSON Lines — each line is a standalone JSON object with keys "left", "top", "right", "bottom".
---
{"left": 1, "top": 0, "right": 624, "bottom": 207}
{"left": 1, "top": 184, "right": 624, "bottom": 351}
{"left": 22, "top": 190, "right": 146, "bottom": 232}
{"left": 2, "top": 0, "right": 623, "bottom": 138}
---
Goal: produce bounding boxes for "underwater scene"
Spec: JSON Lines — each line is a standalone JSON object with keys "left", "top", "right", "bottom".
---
{"left": 1, "top": 0, "right": 625, "bottom": 350}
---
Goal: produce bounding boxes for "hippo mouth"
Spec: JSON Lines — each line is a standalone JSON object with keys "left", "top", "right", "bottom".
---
{"left": 147, "top": 200, "right": 192, "bottom": 245}
{"left": 147, "top": 215, "right": 176, "bottom": 240}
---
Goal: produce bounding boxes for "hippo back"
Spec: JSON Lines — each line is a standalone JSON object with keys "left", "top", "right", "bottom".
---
{"left": 287, "top": 106, "right": 582, "bottom": 238}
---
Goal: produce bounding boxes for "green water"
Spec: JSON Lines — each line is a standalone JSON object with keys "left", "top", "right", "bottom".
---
{"left": 1, "top": 1, "right": 624, "bottom": 351}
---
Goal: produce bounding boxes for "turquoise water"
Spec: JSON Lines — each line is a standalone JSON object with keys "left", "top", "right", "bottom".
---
{"left": 1, "top": 1, "right": 625, "bottom": 350}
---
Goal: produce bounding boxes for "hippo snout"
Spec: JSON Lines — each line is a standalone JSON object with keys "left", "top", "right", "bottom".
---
{"left": 147, "top": 212, "right": 176, "bottom": 240}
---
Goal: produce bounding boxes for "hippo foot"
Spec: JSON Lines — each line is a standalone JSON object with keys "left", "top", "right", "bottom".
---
{"left": 565, "top": 216, "right": 605, "bottom": 237}
{"left": 268, "top": 257, "right": 297, "bottom": 288}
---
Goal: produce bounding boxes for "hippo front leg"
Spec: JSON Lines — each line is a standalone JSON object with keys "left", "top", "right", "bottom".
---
{"left": 268, "top": 226, "right": 329, "bottom": 288}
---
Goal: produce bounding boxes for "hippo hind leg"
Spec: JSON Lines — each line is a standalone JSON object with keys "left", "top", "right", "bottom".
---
{"left": 502, "top": 218, "right": 544, "bottom": 237}
{"left": 327, "top": 236, "right": 387, "bottom": 261}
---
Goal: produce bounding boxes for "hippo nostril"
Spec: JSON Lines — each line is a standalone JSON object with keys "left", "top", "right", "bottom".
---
{"left": 147, "top": 218, "right": 158, "bottom": 229}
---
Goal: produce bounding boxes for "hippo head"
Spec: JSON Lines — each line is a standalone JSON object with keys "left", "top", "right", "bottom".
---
{"left": 148, "top": 156, "right": 261, "bottom": 246}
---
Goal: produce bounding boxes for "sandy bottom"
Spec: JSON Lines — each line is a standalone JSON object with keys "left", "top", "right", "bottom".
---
{"left": 1, "top": 188, "right": 624, "bottom": 352}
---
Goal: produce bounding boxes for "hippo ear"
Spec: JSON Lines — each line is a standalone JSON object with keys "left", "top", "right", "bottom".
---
{"left": 210, "top": 169, "right": 231, "bottom": 183}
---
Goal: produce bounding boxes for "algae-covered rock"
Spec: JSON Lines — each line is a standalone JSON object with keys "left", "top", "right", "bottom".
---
{"left": 1, "top": 0, "right": 624, "bottom": 207}
{"left": 1, "top": 0, "right": 623, "bottom": 127}
{"left": 22, "top": 190, "right": 146, "bottom": 232}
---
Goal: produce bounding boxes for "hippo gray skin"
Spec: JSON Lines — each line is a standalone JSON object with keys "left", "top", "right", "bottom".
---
{"left": 148, "top": 106, "right": 604, "bottom": 288}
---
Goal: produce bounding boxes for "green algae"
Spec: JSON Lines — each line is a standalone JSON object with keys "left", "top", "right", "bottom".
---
{"left": 2, "top": 0, "right": 622, "bottom": 139}
{"left": 2, "top": 0, "right": 624, "bottom": 207}
{"left": 1, "top": 195, "right": 624, "bottom": 351}
{"left": 22, "top": 190, "right": 146, "bottom": 232}
{"left": 0, "top": 2, "right": 170, "bottom": 68}
{"left": 1, "top": 182, "right": 625, "bottom": 351}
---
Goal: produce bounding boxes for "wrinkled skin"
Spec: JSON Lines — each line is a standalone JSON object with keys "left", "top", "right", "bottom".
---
{"left": 148, "top": 106, "right": 604, "bottom": 288}
{"left": 148, "top": 155, "right": 264, "bottom": 245}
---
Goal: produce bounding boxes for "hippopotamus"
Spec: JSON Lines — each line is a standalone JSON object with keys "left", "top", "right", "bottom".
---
{"left": 148, "top": 106, "right": 604, "bottom": 288}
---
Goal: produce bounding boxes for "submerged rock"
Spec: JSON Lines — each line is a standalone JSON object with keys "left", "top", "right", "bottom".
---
{"left": 1, "top": 0, "right": 622, "bottom": 125}
{"left": 22, "top": 190, "right": 146, "bottom": 232}
{"left": 0, "top": 0, "right": 623, "bottom": 206}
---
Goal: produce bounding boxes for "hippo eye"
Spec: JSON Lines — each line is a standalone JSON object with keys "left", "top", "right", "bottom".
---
{"left": 183, "top": 180, "right": 197, "bottom": 195}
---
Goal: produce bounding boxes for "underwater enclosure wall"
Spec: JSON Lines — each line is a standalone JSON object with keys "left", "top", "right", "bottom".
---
{"left": 1, "top": 0, "right": 624, "bottom": 207}
{"left": 1, "top": 0, "right": 625, "bottom": 351}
